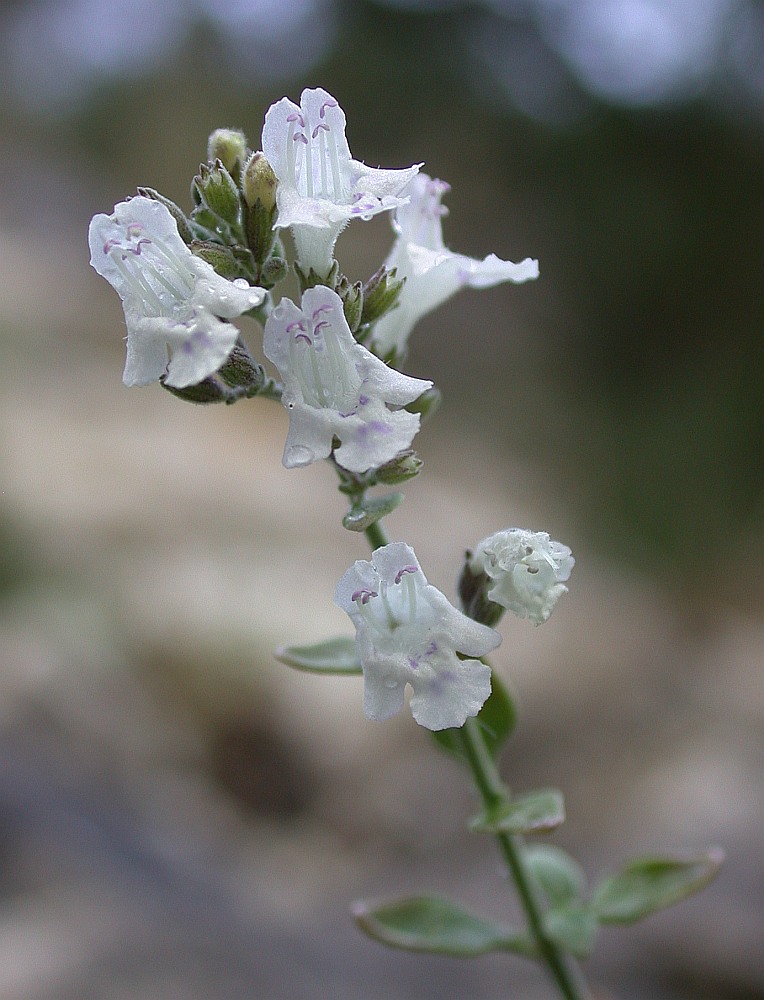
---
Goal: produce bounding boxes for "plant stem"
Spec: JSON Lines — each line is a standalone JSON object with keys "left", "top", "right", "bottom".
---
{"left": 354, "top": 509, "right": 588, "bottom": 998}
{"left": 364, "top": 519, "right": 389, "bottom": 550}
{"left": 460, "top": 717, "right": 592, "bottom": 1000}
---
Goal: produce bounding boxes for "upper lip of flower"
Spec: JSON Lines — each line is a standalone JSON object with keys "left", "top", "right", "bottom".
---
{"left": 263, "top": 286, "right": 431, "bottom": 472}
{"left": 262, "top": 87, "right": 422, "bottom": 226}
{"left": 88, "top": 196, "right": 265, "bottom": 387}
{"left": 335, "top": 542, "right": 502, "bottom": 730}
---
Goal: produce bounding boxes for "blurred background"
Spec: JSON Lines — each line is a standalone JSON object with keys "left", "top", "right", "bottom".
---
{"left": 0, "top": 0, "right": 762, "bottom": 997}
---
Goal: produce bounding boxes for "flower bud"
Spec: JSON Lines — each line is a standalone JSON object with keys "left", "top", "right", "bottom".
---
{"left": 217, "top": 338, "right": 267, "bottom": 394}
{"left": 242, "top": 152, "right": 279, "bottom": 272}
{"left": 362, "top": 266, "right": 405, "bottom": 326}
{"left": 337, "top": 275, "right": 363, "bottom": 334}
{"left": 374, "top": 449, "right": 423, "bottom": 485}
{"left": 207, "top": 128, "right": 247, "bottom": 176}
{"left": 190, "top": 241, "right": 242, "bottom": 280}
{"left": 242, "top": 151, "right": 277, "bottom": 211}
{"left": 193, "top": 160, "right": 241, "bottom": 229}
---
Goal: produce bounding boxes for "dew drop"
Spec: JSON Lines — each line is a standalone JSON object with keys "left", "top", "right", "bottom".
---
{"left": 233, "top": 277, "right": 249, "bottom": 289}
{"left": 286, "top": 445, "right": 315, "bottom": 466}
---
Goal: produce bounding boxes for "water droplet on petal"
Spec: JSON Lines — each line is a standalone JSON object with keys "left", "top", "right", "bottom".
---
{"left": 233, "top": 277, "right": 249, "bottom": 289}
{"left": 286, "top": 445, "right": 315, "bottom": 466}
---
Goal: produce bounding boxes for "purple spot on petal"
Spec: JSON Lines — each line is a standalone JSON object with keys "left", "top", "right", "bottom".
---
{"left": 294, "top": 333, "right": 312, "bottom": 345}
{"left": 293, "top": 133, "right": 308, "bottom": 145}
{"left": 312, "top": 123, "right": 330, "bottom": 138}
{"left": 358, "top": 394, "right": 369, "bottom": 406}
{"left": 287, "top": 112, "right": 305, "bottom": 126}
{"left": 312, "top": 305, "right": 332, "bottom": 319}
{"left": 319, "top": 100, "right": 338, "bottom": 118}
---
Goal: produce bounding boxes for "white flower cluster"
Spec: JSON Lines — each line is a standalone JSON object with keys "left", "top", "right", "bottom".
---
{"left": 90, "top": 87, "right": 568, "bottom": 731}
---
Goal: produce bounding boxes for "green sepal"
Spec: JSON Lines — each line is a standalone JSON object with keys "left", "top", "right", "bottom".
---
{"left": 193, "top": 160, "right": 242, "bottom": 229}
{"left": 189, "top": 207, "right": 238, "bottom": 244}
{"left": 432, "top": 671, "right": 516, "bottom": 763}
{"left": 470, "top": 789, "right": 565, "bottom": 836}
{"left": 217, "top": 339, "right": 268, "bottom": 396}
{"left": 591, "top": 850, "right": 723, "bottom": 925}
{"left": 543, "top": 905, "right": 598, "bottom": 959}
{"left": 294, "top": 260, "right": 340, "bottom": 292}
{"left": 361, "top": 265, "right": 405, "bottom": 326}
{"left": 458, "top": 561, "right": 504, "bottom": 628}
{"left": 274, "top": 636, "right": 361, "bottom": 675}
{"left": 161, "top": 376, "right": 228, "bottom": 405}
{"left": 342, "top": 493, "right": 404, "bottom": 532}
{"left": 405, "top": 385, "right": 442, "bottom": 424}
{"left": 135, "top": 188, "right": 193, "bottom": 244}
{"left": 335, "top": 274, "right": 363, "bottom": 333}
{"left": 374, "top": 450, "right": 423, "bottom": 486}
{"left": 524, "top": 845, "right": 587, "bottom": 909}
{"left": 352, "top": 895, "right": 535, "bottom": 958}
{"left": 190, "top": 241, "right": 244, "bottom": 280}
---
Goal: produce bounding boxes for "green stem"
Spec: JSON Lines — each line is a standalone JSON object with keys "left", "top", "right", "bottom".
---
{"left": 460, "top": 718, "right": 592, "bottom": 1000}
{"left": 364, "top": 519, "right": 389, "bottom": 551}
{"left": 354, "top": 508, "right": 588, "bottom": 998}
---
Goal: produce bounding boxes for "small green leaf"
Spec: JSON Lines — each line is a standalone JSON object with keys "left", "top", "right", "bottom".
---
{"left": 524, "top": 845, "right": 587, "bottom": 908}
{"left": 544, "top": 906, "right": 598, "bottom": 959}
{"left": 470, "top": 789, "right": 565, "bottom": 836}
{"left": 592, "top": 849, "right": 723, "bottom": 925}
{"left": 352, "top": 895, "right": 534, "bottom": 958}
{"left": 342, "top": 493, "right": 404, "bottom": 532}
{"left": 432, "top": 671, "right": 517, "bottom": 762}
{"left": 274, "top": 636, "right": 361, "bottom": 675}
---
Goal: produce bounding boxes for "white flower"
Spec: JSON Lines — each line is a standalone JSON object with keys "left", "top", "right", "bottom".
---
{"left": 261, "top": 87, "right": 421, "bottom": 277}
{"left": 89, "top": 196, "right": 265, "bottom": 388}
{"left": 470, "top": 529, "right": 574, "bottom": 625}
{"left": 335, "top": 542, "right": 501, "bottom": 731}
{"left": 263, "top": 286, "right": 431, "bottom": 474}
{"left": 371, "top": 173, "right": 539, "bottom": 359}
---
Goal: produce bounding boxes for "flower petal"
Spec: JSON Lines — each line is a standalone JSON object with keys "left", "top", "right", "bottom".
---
{"left": 409, "top": 656, "right": 492, "bottom": 731}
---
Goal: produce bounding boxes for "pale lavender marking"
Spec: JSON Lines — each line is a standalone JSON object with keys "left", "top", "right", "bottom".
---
{"left": 286, "top": 111, "right": 305, "bottom": 126}
{"left": 293, "top": 333, "right": 312, "bottom": 345}
{"left": 312, "top": 304, "right": 333, "bottom": 318}
{"left": 312, "top": 123, "right": 330, "bottom": 138}
{"left": 294, "top": 133, "right": 308, "bottom": 145}
{"left": 319, "top": 100, "right": 338, "bottom": 118}
{"left": 286, "top": 321, "right": 306, "bottom": 332}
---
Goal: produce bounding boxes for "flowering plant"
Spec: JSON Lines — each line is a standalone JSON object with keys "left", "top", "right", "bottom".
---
{"left": 89, "top": 87, "right": 721, "bottom": 1000}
